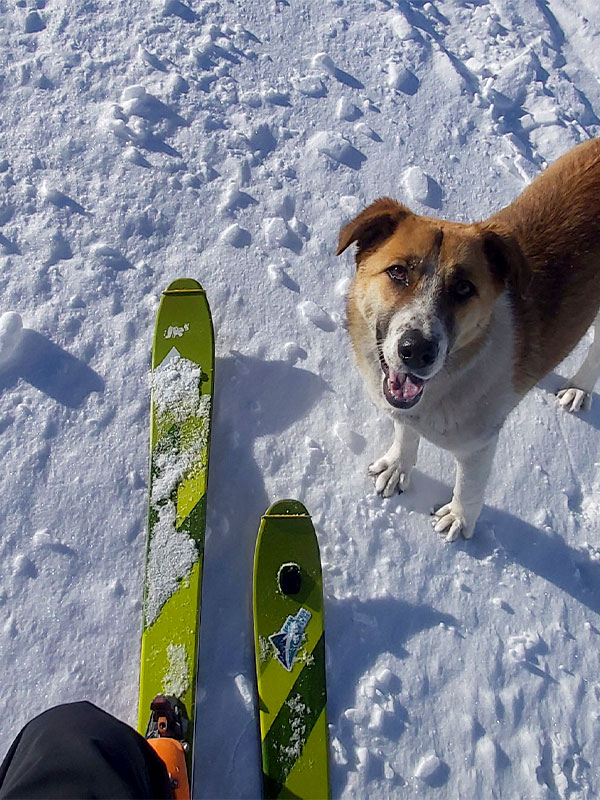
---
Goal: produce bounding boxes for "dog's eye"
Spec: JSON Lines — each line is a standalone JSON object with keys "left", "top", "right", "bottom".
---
{"left": 386, "top": 265, "right": 409, "bottom": 285}
{"left": 452, "top": 279, "right": 476, "bottom": 299}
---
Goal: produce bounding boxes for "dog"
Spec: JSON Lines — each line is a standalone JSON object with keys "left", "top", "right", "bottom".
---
{"left": 336, "top": 138, "right": 600, "bottom": 542}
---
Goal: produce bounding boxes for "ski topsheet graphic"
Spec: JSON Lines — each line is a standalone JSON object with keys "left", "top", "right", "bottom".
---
{"left": 138, "top": 278, "right": 214, "bottom": 789}
{"left": 269, "top": 607, "right": 312, "bottom": 672}
{"left": 253, "top": 500, "right": 330, "bottom": 800}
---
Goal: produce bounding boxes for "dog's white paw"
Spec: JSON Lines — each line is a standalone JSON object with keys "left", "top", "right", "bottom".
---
{"left": 369, "top": 458, "right": 411, "bottom": 497}
{"left": 432, "top": 502, "right": 475, "bottom": 543}
{"left": 557, "top": 386, "right": 591, "bottom": 413}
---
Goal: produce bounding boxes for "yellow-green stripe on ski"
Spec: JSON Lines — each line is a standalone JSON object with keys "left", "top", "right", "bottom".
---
{"left": 253, "top": 500, "right": 330, "bottom": 800}
{"left": 258, "top": 609, "right": 323, "bottom": 740}
{"left": 284, "top": 709, "right": 329, "bottom": 799}
{"left": 137, "top": 278, "right": 214, "bottom": 794}
{"left": 138, "top": 558, "right": 202, "bottom": 731}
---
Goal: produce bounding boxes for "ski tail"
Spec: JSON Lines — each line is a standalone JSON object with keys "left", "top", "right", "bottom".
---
{"left": 145, "top": 695, "right": 190, "bottom": 800}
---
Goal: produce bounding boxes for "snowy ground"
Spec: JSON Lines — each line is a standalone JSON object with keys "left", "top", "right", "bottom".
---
{"left": 1, "top": 0, "right": 600, "bottom": 797}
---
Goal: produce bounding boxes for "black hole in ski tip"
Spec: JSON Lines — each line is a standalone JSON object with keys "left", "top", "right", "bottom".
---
{"left": 278, "top": 563, "right": 302, "bottom": 595}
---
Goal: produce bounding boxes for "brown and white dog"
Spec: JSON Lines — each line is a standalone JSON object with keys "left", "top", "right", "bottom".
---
{"left": 337, "top": 138, "right": 600, "bottom": 541}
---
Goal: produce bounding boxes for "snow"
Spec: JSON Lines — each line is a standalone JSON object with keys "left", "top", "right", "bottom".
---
{"left": 298, "top": 300, "right": 337, "bottom": 333}
{"left": 234, "top": 673, "right": 253, "bottom": 711}
{"left": 144, "top": 503, "right": 198, "bottom": 627}
{"left": 0, "top": 313, "right": 24, "bottom": 368}
{"left": 403, "top": 165, "right": 431, "bottom": 205}
{"left": 283, "top": 694, "right": 310, "bottom": 761}
{"left": 1, "top": 0, "right": 600, "bottom": 797}
{"left": 144, "top": 351, "right": 210, "bottom": 626}
{"left": 414, "top": 753, "right": 444, "bottom": 782}
{"left": 151, "top": 351, "right": 206, "bottom": 427}
{"left": 163, "top": 642, "right": 191, "bottom": 698}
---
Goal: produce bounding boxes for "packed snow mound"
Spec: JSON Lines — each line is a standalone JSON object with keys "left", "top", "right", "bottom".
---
{"left": 0, "top": 312, "right": 23, "bottom": 367}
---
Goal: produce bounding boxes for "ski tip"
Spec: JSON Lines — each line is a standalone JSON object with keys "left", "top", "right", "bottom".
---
{"left": 163, "top": 278, "right": 206, "bottom": 295}
{"left": 262, "top": 499, "right": 310, "bottom": 519}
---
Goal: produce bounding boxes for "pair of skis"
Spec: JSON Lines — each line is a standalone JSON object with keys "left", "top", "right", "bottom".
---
{"left": 137, "top": 279, "right": 329, "bottom": 799}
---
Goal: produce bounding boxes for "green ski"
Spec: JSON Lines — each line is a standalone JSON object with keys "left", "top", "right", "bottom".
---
{"left": 137, "top": 278, "right": 214, "bottom": 789}
{"left": 253, "top": 500, "right": 330, "bottom": 800}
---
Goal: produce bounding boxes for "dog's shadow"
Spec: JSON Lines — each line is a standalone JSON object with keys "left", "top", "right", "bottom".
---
{"left": 399, "top": 470, "right": 600, "bottom": 616}
{"left": 473, "top": 508, "right": 600, "bottom": 617}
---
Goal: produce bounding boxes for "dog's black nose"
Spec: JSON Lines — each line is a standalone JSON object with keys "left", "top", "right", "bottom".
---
{"left": 398, "top": 330, "right": 438, "bottom": 371}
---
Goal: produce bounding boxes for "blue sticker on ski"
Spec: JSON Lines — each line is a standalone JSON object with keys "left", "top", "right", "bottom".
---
{"left": 269, "top": 608, "right": 312, "bottom": 671}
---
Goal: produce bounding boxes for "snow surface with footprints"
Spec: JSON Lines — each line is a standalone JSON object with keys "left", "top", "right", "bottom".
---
{"left": 1, "top": 0, "right": 600, "bottom": 797}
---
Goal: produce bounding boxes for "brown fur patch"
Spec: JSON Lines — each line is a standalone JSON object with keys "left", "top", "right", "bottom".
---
{"left": 489, "top": 138, "right": 600, "bottom": 390}
{"left": 336, "top": 198, "right": 410, "bottom": 261}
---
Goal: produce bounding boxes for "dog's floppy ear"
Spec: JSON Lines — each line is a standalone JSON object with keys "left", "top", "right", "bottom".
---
{"left": 336, "top": 197, "right": 410, "bottom": 259}
{"left": 481, "top": 225, "right": 531, "bottom": 299}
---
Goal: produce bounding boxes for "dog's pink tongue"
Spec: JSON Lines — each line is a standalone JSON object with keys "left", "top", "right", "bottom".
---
{"left": 389, "top": 369, "right": 423, "bottom": 400}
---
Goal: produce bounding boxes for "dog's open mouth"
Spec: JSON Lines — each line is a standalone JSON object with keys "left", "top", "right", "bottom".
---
{"left": 379, "top": 353, "right": 425, "bottom": 409}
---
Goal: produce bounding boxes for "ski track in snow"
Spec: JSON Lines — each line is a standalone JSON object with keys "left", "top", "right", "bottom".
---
{"left": 1, "top": 0, "right": 600, "bottom": 797}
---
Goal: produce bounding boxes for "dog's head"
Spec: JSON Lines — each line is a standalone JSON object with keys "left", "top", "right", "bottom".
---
{"left": 337, "top": 198, "right": 529, "bottom": 410}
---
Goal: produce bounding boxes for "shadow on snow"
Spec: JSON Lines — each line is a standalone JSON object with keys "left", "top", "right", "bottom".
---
{"left": 0, "top": 330, "right": 104, "bottom": 408}
{"left": 195, "top": 353, "right": 330, "bottom": 799}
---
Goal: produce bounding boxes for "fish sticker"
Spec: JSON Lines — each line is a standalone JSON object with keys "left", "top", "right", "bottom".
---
{"left": 269, "top": 608, "right": 312, "bottom": 671}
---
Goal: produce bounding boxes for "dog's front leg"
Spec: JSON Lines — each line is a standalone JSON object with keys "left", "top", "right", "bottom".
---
{"left": 369, "top": 420, "right": 420, "bottom": 497}
{"left": 433, "top": 436, "right": 498, "bottom": 542}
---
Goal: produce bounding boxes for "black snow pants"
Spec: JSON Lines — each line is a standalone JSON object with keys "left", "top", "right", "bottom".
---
{"left": 0, "top": 702, "right": 173, "bottom": 799}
